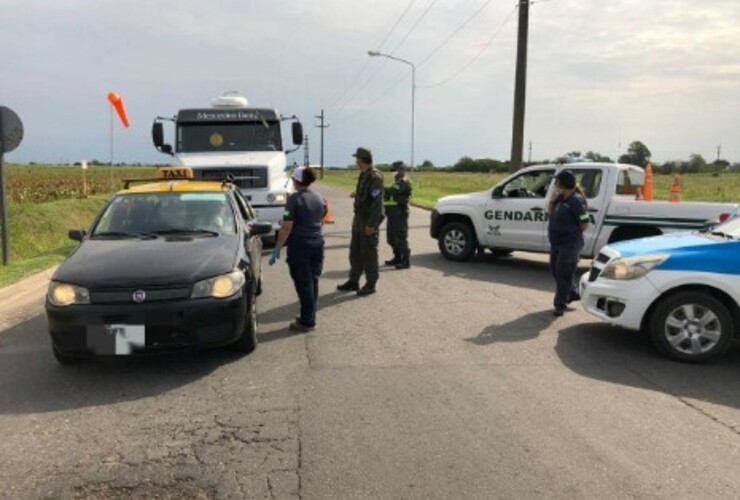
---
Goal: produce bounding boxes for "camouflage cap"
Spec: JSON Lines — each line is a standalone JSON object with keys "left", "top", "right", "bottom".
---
{"left": 390, "top": 160, "right": 406, "bottom": 172}
{"left": 352, "top": 147, "right": 373, "bottom": 164}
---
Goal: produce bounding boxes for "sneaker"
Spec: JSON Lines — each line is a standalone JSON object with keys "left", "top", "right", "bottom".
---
{"left": 337, "top": 281, "right": 359, "bottom": 292}
{"left": 289, "top": 320, "right": 315, "bottom": 332}
{"left": 356, "top": 285, "right": 376, "bottom": 297}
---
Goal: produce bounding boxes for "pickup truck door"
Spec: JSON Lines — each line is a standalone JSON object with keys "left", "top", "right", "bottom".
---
{"left": 483, "top": 168, "right": 555, "bottom": 250}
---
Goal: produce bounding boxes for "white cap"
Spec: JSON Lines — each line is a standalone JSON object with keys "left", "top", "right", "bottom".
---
{"left": 292, "top": 166, "right": 307, "bottom": 184}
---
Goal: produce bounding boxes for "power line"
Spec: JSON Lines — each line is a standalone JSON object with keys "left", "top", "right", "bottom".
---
{"left": 416, "top": 0, "right": 499, "bottom": 69}
{"left": 334, "top": 0, "right": 440, "bottom": 117}
{"left": 335, "top": 72, "right": 410, "bottom": 125}
{"left": 327, "top": 0, "right": 419, "bottom": 111}
{"left": 419, "top": 6, "right": 517, "bottom": 88}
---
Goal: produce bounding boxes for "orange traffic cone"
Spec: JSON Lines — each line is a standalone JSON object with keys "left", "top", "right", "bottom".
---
{"left": 643, "top": 162, "right": 654, "bottom": 201}
{"left": 669, "top": 174, "right": 682, "bottom": 202}
{"left": 323, "top": 198, "right": 334, "bottom": 224}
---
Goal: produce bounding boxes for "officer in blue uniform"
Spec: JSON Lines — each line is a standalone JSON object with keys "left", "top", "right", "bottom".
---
{"left": 547, "top": 170, "right": 590, "bottom": 316}
{"left": 270, "top": 166, "right": 326, "bottom": 331}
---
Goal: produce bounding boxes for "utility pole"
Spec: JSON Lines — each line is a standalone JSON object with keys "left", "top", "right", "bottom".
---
{"left": 717, "top": 144, "right": 722, "bottom": 161}
{"left": 509, "top": 0, "right": 530, "bottom": 172}
{"left": 527, "top": 140, "right": 532, "bottom": 164}
{"left": 315, "top": 109, "right": 329, "bottom": 179}
{"left": 303, "top": 135, "right": 310, "bottom": 167}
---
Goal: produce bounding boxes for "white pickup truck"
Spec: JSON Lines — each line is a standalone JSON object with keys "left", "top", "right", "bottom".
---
{"left": 430, "top": 163, "right": 738, "bottom": 261}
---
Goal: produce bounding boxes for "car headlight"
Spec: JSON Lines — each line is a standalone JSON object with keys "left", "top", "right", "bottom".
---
{"left": 191, "top": 271, "right": 245, "bottom": 299}
{"left": 600, "top": 254, "right": 669, "bottom": 280}
{"left": 48, "top": 281, "right": 90, "bottom": 306}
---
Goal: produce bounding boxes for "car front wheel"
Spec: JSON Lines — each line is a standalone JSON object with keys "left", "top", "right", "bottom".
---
{"left": 649, "top": 291, "right": 734, "bottom": 363}
{"left": 438, "top": 221, "right": 477, "bottom": 262}
{"left": 232, "top": 284, "right": 258, "bottom": 353}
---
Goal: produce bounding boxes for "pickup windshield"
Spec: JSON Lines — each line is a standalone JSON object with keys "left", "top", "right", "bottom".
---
{"left": 177, "top": 122, "right": 283, "bottom": 153}
{"left": 92, "top": 193, "right": 237, "bottom": 237}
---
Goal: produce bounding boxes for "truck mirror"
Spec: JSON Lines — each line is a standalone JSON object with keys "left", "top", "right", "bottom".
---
{"left": 161, "top": 144, "right": 173, "bottom": 155}
{"left": 492, "top": 186, "right": 504, "bottom": 198}
{"left": 292, "top": 122, "right": 304, "bottom": 145}
{"left": 152, "top": 122, "right": 164, "bottom": 148}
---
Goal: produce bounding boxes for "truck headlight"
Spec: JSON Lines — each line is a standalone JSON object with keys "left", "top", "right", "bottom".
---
{"left": 266, "top": 193, "right": 287, "bottom": 203}
{"left": 48, "top": 281, "right": 91, "bottom": 306}
{"left": 600, "top": 254, "right": 668, "bottom": 280}
{"left": 191, "top": 271, "right": 245, "bottom": 299}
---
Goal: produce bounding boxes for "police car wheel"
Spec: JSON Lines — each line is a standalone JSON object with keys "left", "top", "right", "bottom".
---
{"left": 649, "top": 291, "right": 734, "bottom": 363}
{"left": 232, "top": 285, "right": 258, "bottom": 353}
{"left": 439, "top": 221, "right": 477, "bottom": 262}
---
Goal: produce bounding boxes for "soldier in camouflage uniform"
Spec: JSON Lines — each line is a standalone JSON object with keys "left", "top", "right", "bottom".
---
{"left": 384, "top": 161, "right": 413, "bottom": 269}
{"left": 337, "top": 147, "right": 385, "bottom": 296}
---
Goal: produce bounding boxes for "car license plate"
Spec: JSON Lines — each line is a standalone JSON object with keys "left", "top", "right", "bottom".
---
{"left": 88, "top": 324, "right": 145, "bottom": 355}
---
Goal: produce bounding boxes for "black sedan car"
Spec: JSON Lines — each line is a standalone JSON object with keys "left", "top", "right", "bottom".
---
{"left": 46, "top": 171, "right": 272, "bottom": 364}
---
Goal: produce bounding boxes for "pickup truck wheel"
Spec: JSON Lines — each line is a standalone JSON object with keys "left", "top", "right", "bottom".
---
{"left": 438, "top": 221, "right": 477, "bottom": 261}
{"left": 649, "top": 291, "right": 734, "bottom": 363}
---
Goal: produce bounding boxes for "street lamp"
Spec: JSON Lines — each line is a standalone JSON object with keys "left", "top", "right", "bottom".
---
{"left": 367, "top": 50, "right": 416, "bottom": 169}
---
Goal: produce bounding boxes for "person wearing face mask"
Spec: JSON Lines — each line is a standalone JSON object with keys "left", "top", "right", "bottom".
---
{"left": 269, "top": 166, "right": 326, "bottom": 332}
{"left": 383, "top": 161, "right": 413, "bottom": 269}
{"left": 547, "top": 170, "right": 590, "bottom": 317}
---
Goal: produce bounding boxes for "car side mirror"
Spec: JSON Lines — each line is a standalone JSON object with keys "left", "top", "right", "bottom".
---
{"left": 68, "top": 229, "right": 86, "bottom": 242}
{"left": 292, "top": 122, "right": 304, "bottom": 145}
{"left": 250, "top": 221, "right": 274, "bottom": 236}
{"left": 492, "top": 186, "right": 504, "bottom": 198}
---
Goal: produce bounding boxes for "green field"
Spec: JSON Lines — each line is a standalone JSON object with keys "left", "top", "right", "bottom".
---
{"left": 320, "top": 170, "right": 740, "bottom": 209}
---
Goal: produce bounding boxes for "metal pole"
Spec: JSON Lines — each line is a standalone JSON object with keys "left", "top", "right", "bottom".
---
{"left": 0, "top": 151, "right": 8, "bottom": 266}
{"left": 315, "top": 109, "right": 329, "bottom": 179}
{"left": 509, "top": 0, "right": 530, "bottom": 172}
{"left": 411, "top": 64, "right": 415, "bottom": 170}
{"left": 109, "top": 106, "right": 114, "bottom": 190}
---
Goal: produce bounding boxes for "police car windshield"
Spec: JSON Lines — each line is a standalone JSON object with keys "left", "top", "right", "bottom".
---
{"left": 92, "top": 193, "right": 237, "bottom": 237}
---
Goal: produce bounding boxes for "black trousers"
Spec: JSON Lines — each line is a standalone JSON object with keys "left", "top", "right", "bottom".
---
{"left": 549, "top": 239, "right": 584, "bottom": 311}
{"left": 287, "top": 237, "right": 325, "bottom": 327}
{"left": 386, "top": 208, "right": 409, "bottom": 258}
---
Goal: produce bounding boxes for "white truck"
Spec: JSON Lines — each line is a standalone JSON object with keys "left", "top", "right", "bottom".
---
{"left": 430, "top": 162, "right": 738, "bottom": 261}
{"left": 151, "top": 92, "right": 304, "bottom": 235}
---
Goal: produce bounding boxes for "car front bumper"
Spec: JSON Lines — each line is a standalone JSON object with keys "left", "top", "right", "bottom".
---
{"left": 46, "top": 292, "right": 247, "bottom": 356}
{"left": 579, "top": 274, "right": 659, "bottom": 331}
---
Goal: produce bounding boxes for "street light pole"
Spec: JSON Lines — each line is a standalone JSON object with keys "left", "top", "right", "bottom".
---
{"left": 368, "top": 51, "right": 415, "bottom": 169}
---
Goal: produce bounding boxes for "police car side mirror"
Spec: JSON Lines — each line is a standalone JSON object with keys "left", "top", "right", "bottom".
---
{"left": 68, "top": 229, "right": 86, "bottom": 242}
{"left": 250, "top": 221, "right": 274, "bottom": 236}
{"left": 492, "top": 186, "right": 504, "bottom": 199}
{"left": 292, "top": 122, "right": 304, "bottom": 145}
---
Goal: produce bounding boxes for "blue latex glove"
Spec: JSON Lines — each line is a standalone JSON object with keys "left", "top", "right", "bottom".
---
{"left": 269, "top": 247, "right": 281, "bottom": 266}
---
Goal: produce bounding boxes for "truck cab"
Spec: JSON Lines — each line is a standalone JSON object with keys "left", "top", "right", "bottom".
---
{"left": 152, "top": 93, "right": 303, "bottom": 235}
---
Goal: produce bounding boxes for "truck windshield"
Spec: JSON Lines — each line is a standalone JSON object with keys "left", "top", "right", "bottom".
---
{"left": 177, "top": 122, "right": 283, "bottom": 153}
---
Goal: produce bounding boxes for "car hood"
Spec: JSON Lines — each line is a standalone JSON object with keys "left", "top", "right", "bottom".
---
{"left": 53, "top": 235, "right": 239, "bottom": 288}
{"left": 436, "top": 191, "right": 489, "bottom": 207}
{"left": 609, "top": 232, "right": 740, "bottom": 276}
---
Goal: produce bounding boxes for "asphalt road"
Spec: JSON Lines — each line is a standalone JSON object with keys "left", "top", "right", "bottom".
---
{"left": 1, "top": 182, "right": 740, "bottom": 499}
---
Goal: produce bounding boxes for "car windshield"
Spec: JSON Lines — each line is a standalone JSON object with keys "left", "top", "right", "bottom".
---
{"left": 92, "top": 192, "right": 237, "bottom": 237}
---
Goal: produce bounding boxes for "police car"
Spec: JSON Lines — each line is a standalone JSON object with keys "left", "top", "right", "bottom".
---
{"left": 46, "top": 167, "right": 272, "bottom": 364}
{"left": 580, "top": 215, "right": 740, "bottom": 362}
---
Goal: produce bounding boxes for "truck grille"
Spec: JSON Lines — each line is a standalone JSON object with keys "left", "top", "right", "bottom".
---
{"left": 195, "top": 167, "right": 268, "bottom": 188}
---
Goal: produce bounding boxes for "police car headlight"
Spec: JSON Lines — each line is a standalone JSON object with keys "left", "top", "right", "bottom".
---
{"left": 191, "top": 271, "right": 245, "bottom": 299}
{"left": 48, "top": 281, "right": 90, "bottom": 306}
{"left": 600, "top": 254, "right": 668, "bottom": 280}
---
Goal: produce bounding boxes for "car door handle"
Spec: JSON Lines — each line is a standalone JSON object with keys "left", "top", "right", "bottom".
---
{"left": 530, "top": 207, "right": 544, "bottom": 211}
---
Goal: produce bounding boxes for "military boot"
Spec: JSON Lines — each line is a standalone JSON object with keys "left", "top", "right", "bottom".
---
{"left": 395, "top": 254, "right": 410, "bottom": 269}
{"left": 384, "top": 254, "right": 400, "bottom": 266}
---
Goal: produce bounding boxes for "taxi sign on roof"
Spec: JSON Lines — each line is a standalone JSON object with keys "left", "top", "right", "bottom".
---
{"left": 157, "top": 167, "right": 194, "bottom": 179}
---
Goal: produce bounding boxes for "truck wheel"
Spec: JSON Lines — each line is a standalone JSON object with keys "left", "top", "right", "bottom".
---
{"left": 438, "top": 221, "right": 477, "bottom": 262}
{"left": 649, "top": 291, "right": 734, "bottom": 363}
{"left": 232, "top": 284, "right": 258, "bottom": 353}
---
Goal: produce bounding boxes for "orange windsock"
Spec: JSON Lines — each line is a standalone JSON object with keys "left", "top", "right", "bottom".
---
{"left": 107, "top": 92, "right": 130, "bottom": 128}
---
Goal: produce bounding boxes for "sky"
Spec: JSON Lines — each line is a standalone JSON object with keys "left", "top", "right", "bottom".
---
{"left": 2, "top": 0, "right": 739, "bottom": 167}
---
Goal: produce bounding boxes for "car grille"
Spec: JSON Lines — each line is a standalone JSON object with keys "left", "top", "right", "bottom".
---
{"left": 90, "top": 287, "right": 191, "bottom": 304}
{"left": 195, "top": 167, "right": 268, "bottom": 188}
